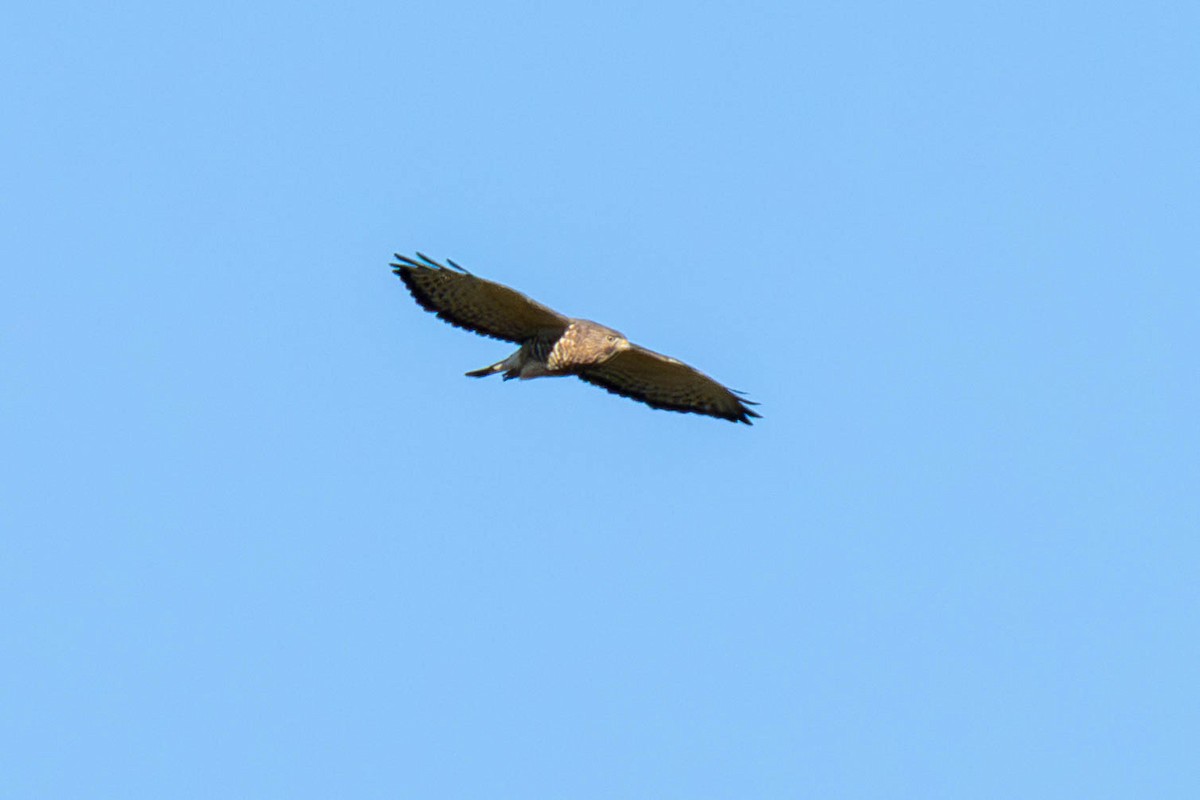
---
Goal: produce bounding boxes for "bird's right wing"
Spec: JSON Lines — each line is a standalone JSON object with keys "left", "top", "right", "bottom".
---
{"left": 391, "top": 253, "right": 570, "bottom": 343}
{"left": 578, "top": 345, "right": 761, "bottom": 424}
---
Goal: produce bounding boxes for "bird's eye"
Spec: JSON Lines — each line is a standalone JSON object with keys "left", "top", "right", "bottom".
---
{"left": 606, "top": 335, "right": 615, "bottom": 342}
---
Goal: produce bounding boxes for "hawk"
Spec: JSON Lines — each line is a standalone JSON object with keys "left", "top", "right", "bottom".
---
{"left": 391, "top": 252, "right": 761, "bottom": 425}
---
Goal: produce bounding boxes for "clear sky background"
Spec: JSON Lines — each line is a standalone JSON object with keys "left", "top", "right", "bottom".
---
{"left": 3, "top": 2, "right": 1197, "bottom": 797}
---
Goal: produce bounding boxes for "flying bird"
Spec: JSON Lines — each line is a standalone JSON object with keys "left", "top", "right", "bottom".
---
{"left": 391, "top": 253, "right": 761, "bottom": 424}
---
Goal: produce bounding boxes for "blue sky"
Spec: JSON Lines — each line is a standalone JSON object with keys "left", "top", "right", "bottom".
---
{"left": 3, "top": 1, "right": 1197, "bottom": 797}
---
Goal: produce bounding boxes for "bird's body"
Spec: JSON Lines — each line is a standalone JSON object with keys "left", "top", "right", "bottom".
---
{"left": 467, "top": 320, "right": 629, "bottom": 380}
{"left": 391, "top": 253, "right": 760, "bottom": 424}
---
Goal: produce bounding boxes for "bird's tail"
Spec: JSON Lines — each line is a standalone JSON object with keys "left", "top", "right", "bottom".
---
{"left": 465, "top": 347, "right": 528, "bottom": 379}
{"left": 465, "top": 360, "right": 505, "bottom": 378}
{"left": 466, "top": 347, "right": 524, "bottom": 380}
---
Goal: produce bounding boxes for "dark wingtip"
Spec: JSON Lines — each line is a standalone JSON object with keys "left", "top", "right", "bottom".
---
{"left": 390, "top": 253, "right": 424, "bottom": 271}
{"left": 732, "top": 399, "right": 762, "bottom": 425}
{"left": 729, "top": 404, "right": 760, "bottom": 424}
{"left": 414, "top": 251, "right": 441, "bottom": 269}
{"left": 446, "top": 257, "right": 473, "bottom": 275}
{"left": 392, "top": 252, "right": 472, "bottom": 276}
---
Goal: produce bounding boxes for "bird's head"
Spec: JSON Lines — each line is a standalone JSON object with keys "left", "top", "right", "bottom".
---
{"left": 574, "top": 320, "right": 630, "bottom": 363}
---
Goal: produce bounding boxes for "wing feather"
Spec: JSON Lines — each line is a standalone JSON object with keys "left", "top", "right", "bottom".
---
{"left": 391, "top": 253, "right": 569, "bottom": 343}
{"left": 578, "top": 345, "right": 761, "bottom": 424}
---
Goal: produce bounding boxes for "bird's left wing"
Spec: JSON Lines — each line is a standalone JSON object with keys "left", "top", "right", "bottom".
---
{"left": 577, "top": 345, "right": 761, "bottom": 424}
{"left": 391, "top": 253, "right": 570, "bottom": 343}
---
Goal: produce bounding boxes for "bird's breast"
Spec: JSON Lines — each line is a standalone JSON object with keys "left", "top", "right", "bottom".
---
{"left": 545, "top": 330, "right": 575, "bottom": 371}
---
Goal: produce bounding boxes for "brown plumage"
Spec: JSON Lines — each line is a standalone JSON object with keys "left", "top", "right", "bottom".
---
{"left": 391, "top": 253, "right": 761, "bottom": 424}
